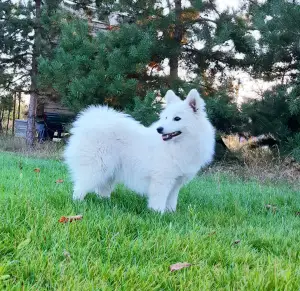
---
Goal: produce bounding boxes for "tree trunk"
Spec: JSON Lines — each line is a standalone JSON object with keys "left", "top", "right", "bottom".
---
{"left": 169, "top": 0, "right": 183, "bottom": 84}
{"left": 6, "top": 109, "right": 11, "bottom": 134}
{"left": 12, "top": 92, "right": 16, "bottom": 135}
{"left": 18, "top": 91, "right": 21, "bottom": 119}
{"left": 0, "top": 110, "right": 3, "bottom": 133}
{"left": 26, "top": 92, "right": 38, "bottom": 146}
{"left": 26, "top": 0, "right": 41, "bottom": 147}
{"left": 169, "top": 55, "right": 179, "bottom": 82}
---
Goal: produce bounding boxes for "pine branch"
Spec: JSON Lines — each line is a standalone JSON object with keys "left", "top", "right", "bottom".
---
{"left": 191, "top": 17, "right": 217, "bottom": 25}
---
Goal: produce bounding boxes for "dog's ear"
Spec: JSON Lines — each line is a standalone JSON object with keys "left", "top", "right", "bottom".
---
{"left": 165, "top": 90, "right": 181, "bottom": 105}
{"left": 185, "top": 89, "right": 205, "bottom": 113}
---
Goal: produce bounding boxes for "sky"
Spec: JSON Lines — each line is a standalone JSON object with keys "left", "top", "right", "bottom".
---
{"left": 214, "top": 0, "right": 273, "bottom": 104}
{"left": 216, "top": 0, "right": 240, "bottom": 11}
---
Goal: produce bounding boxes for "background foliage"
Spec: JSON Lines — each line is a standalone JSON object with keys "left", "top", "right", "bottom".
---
{"left": 1, "top": 0, "right": 300, "bottom": 159}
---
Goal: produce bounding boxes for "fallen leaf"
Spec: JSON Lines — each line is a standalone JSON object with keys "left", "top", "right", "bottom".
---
{"left": 232, "top": 239, "right": 241, "bottom": 246}
{"left": 59, "top": 215, "right": 83, "bottom": 223}
{"left": 17, "top": 238, "right": 31, "bottom": 250}
{"left": 56, "top": 179, "right": 64, "bottom": 184}
{"left": 34, "top": 168, "right": 40, "bottom": 173}
{"left": 208, "top": 231, "right": 216, "bottom": 236}
{"left": 0, "top": 275, "right": 10, "bottom": 281}
{"left": 265, "top": 204, "right": 275, "bottom": 209}
{"left": 170, "top": 262, "right": 191, "bottom": 272}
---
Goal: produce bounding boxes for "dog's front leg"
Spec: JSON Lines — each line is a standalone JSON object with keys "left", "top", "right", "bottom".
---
{"left": 148, "top": 179, "right": 173, "bottom": 213}
{"left": 166, "top": 177, "right": 187, "bottom": 211}
{"left": 166, "top": 183, "right": 183, "bottom": 212}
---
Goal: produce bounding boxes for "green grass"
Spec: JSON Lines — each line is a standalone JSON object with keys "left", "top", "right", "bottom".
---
{"left": 1, "top": 152, "right": 300, "bottom": 290}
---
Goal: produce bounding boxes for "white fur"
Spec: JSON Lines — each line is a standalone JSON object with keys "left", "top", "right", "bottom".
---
{"left": 64, "top": 89, "right": 215, "bottom": 213}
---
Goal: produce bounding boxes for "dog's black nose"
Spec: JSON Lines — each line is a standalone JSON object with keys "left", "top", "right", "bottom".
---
{"left": 156, "top": 127, "right": 164, "bottom": 134}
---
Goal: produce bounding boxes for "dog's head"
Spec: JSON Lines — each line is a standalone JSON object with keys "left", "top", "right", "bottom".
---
{"left": 156, "top": 89, "right": 206, "bottom": 141}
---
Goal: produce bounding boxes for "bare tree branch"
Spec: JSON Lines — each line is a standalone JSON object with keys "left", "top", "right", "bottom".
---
{"left": 191, "top": 17, "right": 217, "bottom": 25}
{"left": 208, "top": 0, "right": 221, "bottom": 18}
{"left": 0, "top": 52, "right": 31, "bottom": 64}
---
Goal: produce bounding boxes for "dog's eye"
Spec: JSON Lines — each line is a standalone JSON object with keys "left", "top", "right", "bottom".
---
{"left": 174, "top": 116, "right": 181, "bottom": 121}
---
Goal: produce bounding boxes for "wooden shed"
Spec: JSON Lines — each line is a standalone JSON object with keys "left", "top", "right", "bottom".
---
{"left": 15, "top": 98, "right": 75, "bottom": 141}
{"left": 14, "top": 0, "right": 110, "bottom": 141}
{"left": 36, "top": 99, "right": 75, "bottom": 140}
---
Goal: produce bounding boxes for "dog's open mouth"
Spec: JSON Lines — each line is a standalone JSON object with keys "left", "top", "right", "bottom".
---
{"left": 162, "top": 131, "right": 182, "bottom": 141}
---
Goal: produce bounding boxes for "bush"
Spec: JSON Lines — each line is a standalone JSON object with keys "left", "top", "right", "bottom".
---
{"left": 242, "top": 84, "right": 300, "bottom": 161}
{"left": 284, "top": 133, "right": 300, "bottom": 162}
{"left": 206, "top": 91, "right": 246, "bottom": 134}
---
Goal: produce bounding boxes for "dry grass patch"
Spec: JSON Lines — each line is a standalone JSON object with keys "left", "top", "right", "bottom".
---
{"left": 0, "top": 134, "right": 64, "bottom": 160}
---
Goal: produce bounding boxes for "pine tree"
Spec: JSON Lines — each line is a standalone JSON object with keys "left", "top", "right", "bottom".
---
{"left": 0, "top": 0, "right": 62, "bottom": 146}
{"left": 248, "top": 0, "right": 300, "bottom": 82}
{"left": 39, "top": 0, "right": 253, "bottom": 136}
{"left": 242, "top": 0, "right": 300, "bottom": 158}
{"left": 0, "top": 1, "right": 32, "bottom": 93}
{"left": 93, "top": 0, "right": 256, "bottom": 87}
{"left": 39, "top": 20, "right": 159, "bottom": 111}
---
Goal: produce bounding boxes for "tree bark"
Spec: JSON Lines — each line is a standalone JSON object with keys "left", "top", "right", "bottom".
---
{"left": 6, "top": 109, "right": 11, "bottom": 134}
{"left": 0, "top": 110, "right": 3, "bottom": 133}
{"left": 169, "top": 0, "right": 183, "bottom": 84}
{"left": 26, "top": 0, "right": 41, "bottom": 147}
{"left": 12, "top": 92, "right": 16, "bottom": 135}
{"left": 18, "top": 91, "right": 21, "bottom": 119}
{"left": 169, "top": 54, "right": 179, "bottom": 82}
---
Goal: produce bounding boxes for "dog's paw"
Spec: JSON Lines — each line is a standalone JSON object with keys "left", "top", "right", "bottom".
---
{"left": 165, "top": 206, "right": 176, "bottom": 212}
{"left": 72, "top": 193, "right": 85, "bottom": 201}
{"left": 148, "top": 205, "right": 166, "bottom": 214}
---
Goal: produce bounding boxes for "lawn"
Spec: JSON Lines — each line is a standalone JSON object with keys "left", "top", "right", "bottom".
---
{"left": 1, "top": 152, "right": 300, "bottom": 290}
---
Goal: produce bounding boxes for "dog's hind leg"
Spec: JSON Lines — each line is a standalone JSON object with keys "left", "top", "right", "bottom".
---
{"left": 72, "top": 170, "right": 106, "bottom": 201}
{"left": 72, "top": 183, "right": 90, "bottom": 201}
{"left": 95, "top": 178, "right": 115, "bottom": 199}
{"left": 70, "top": 152, "right": 117, "bottom": 201}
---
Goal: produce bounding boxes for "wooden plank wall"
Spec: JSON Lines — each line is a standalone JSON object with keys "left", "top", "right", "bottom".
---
{"left": 43, "top": 101, "right": 74, "bottom": 115}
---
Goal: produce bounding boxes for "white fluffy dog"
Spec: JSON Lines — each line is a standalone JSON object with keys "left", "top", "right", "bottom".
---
{"left": 64, "top": 89, "right": 215, "bottom": 213}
